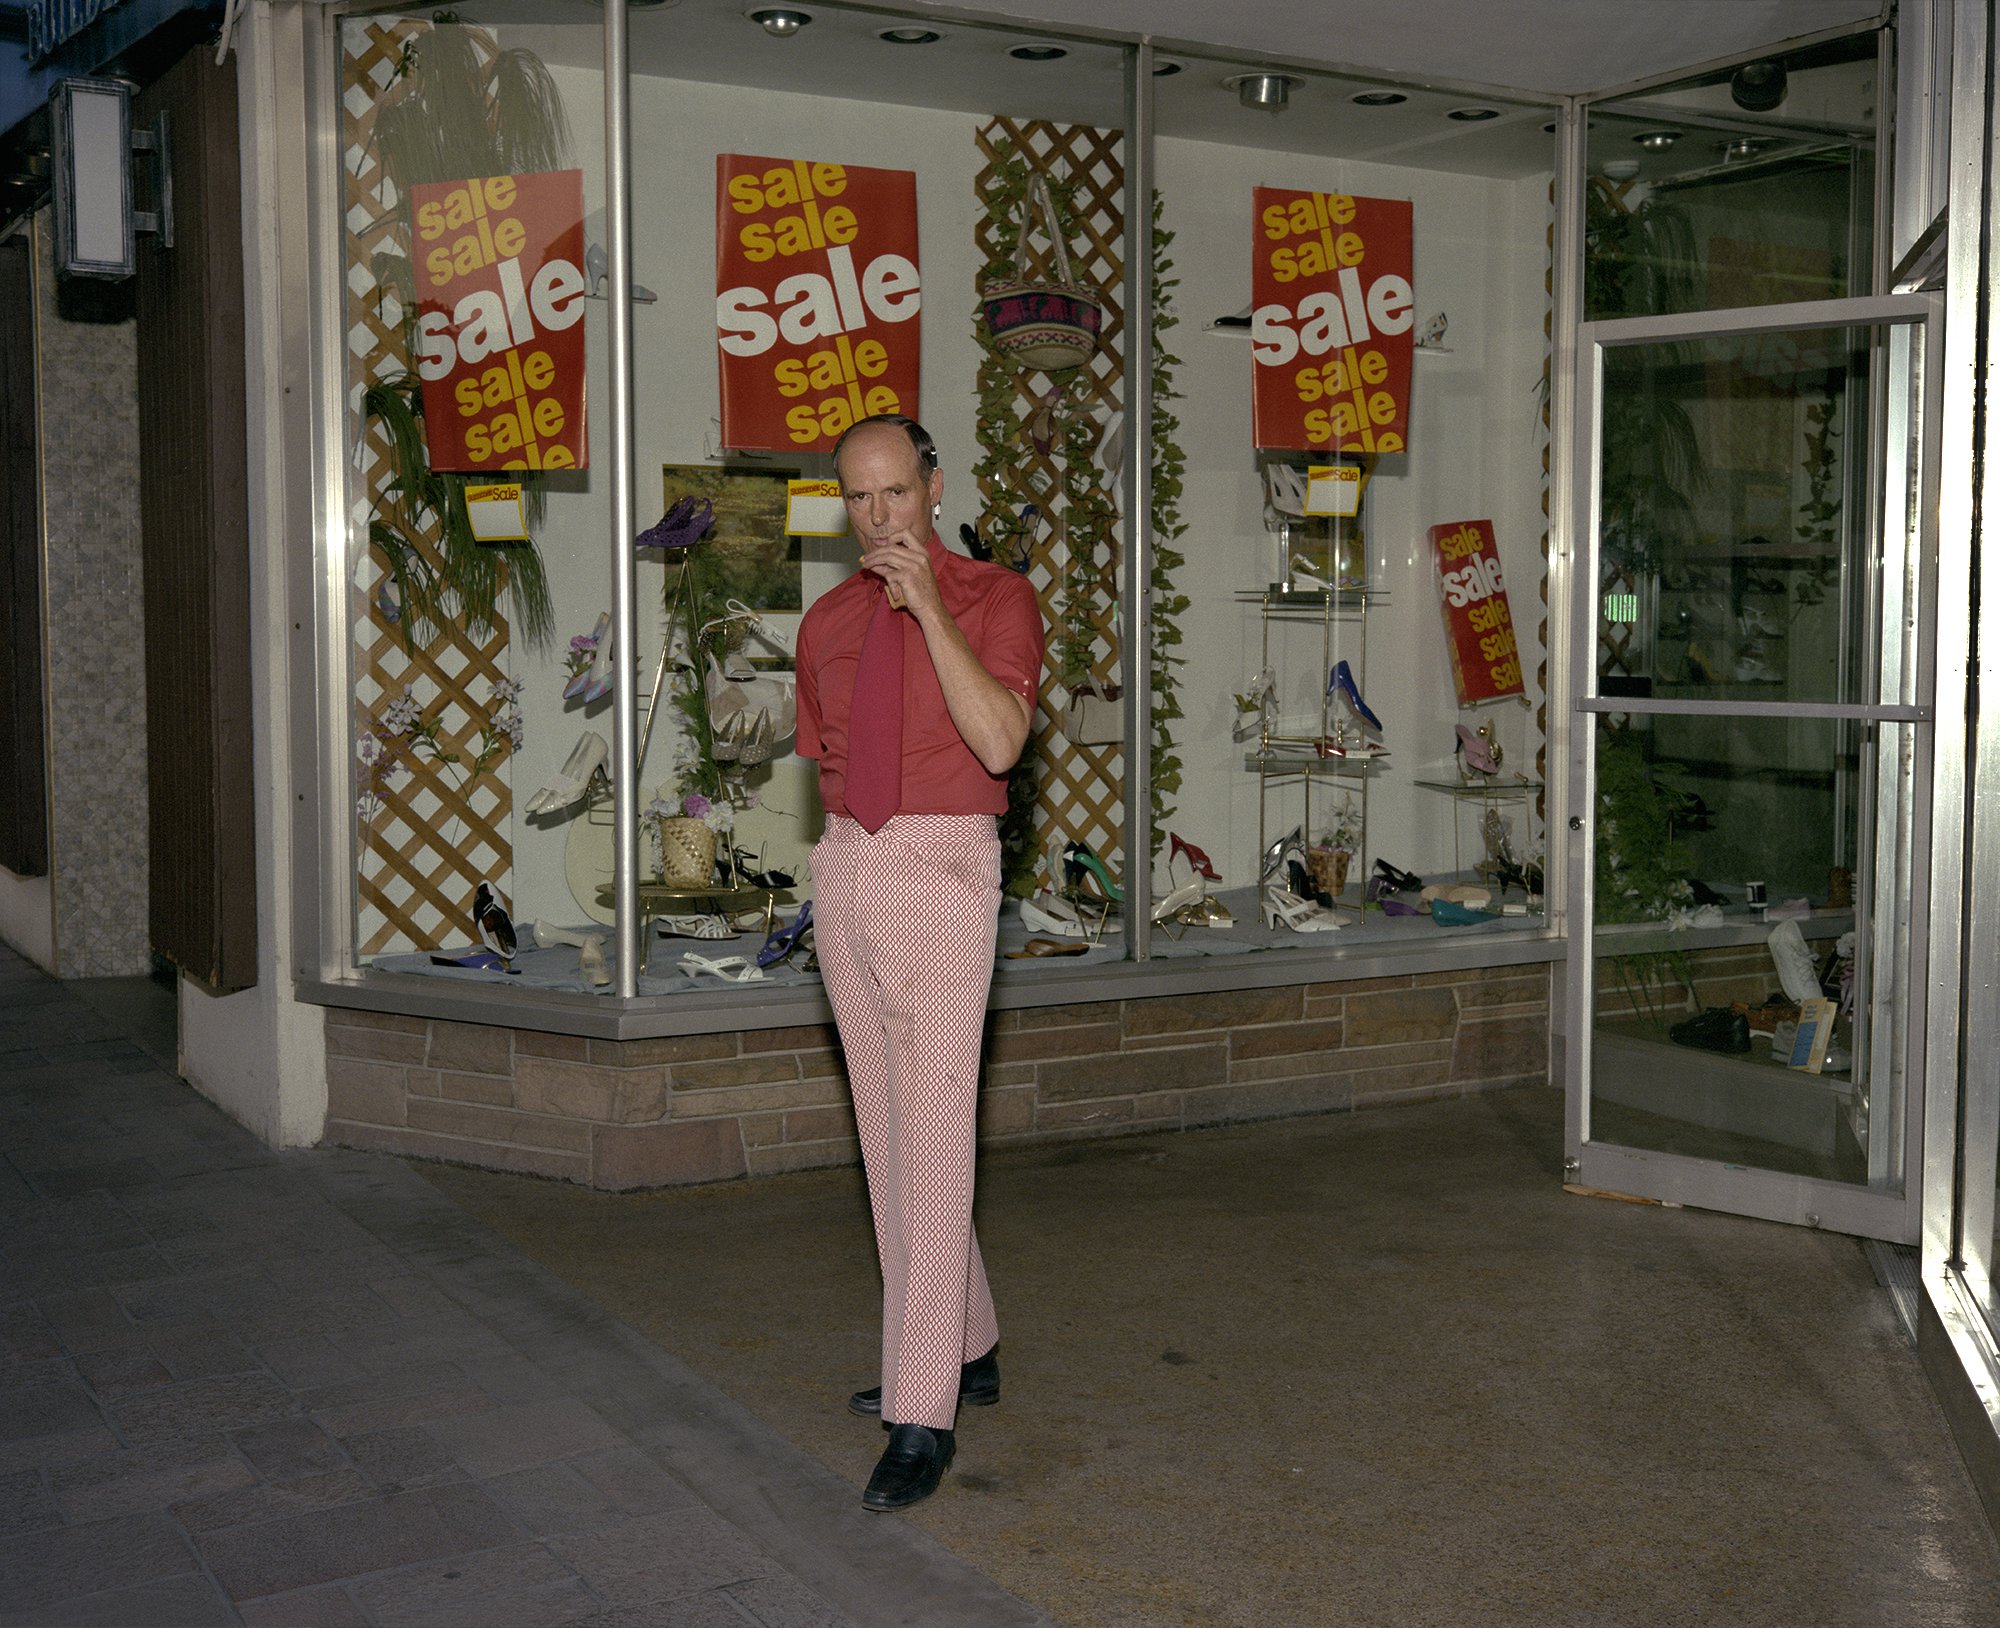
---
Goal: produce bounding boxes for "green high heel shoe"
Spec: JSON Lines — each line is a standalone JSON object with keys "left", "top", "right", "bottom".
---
{"left": 1063, "top": 840, "right": 1123, "bottom": 903}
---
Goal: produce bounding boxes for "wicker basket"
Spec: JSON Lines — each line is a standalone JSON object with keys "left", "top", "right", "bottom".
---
{"left": 657, "top": 816, "right": 718, "bottom": 888}
{"left": 1306, "top": 846, "right": 1350, "bottom": 898}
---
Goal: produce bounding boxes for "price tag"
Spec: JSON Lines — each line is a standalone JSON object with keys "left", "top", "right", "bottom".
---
{"left": 786, "top": 478, "right": 849, "bottom": 536}
{"left": 465, "top": 482, "right": 529, "bottom": 543}
{"left": 1305, "top": 464, "right": 1362, "bottom": 518}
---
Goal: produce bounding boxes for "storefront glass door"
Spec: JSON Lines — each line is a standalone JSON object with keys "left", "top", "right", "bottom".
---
{"left": 1564, "top": 295, "right": 1935, "bottom": 1239}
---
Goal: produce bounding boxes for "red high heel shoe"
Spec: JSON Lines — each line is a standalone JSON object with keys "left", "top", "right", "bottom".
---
{"left": 1169, "top": 832, "right": 1220, "bottom": 884}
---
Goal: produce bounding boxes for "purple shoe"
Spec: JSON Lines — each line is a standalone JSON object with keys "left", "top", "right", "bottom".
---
{"left": 637, "top": 496, "right": 715, "bottom": 552}
{"left": 1455, "top": 723, "right": 1498, "bottom": 775}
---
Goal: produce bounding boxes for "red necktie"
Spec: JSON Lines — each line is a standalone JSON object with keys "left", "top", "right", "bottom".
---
{"left": 845, "top": 584, "right": 904, "bottom": 833}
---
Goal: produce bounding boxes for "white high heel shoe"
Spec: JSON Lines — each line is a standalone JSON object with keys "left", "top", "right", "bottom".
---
{"left": 1233, "top": 670, "right": 1277, "bottom": 742}
{"left": 527, "top": 732, "right": 609, "bottom": 816}
{"left": 578, "top": 937, "right": 611, "bottom": 987}
{"left": 1261, "top": 883, "right": 1347, "bottom": 932}
{"left": 1018, "top": 893, "right": 1121, "bottom": 940}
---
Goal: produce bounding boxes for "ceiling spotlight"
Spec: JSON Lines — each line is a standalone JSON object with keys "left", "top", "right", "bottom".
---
{"left": 1009, "top": 43, "right": 1067, "bottom": 61}
{"left": 1227, "top": 73, "right": 1299, "bottom": 112}
{"left": 1600, "top": 158, "right": 1640, "bottom": 181}
{"left": 1634, "top": 130, "right": 1679, "bottom": 151}
{"left": 1351, "top": 90, "right": 1407, "bottom": 106}
{"left": 1152, "top": 58, "right": 1186, "bottom": 77}
{"left": 879, "top": 26, "right": 941, "bottom": 44}
{"left": 1446, "top": 106, "right": 1500, "bottom": 122}
{"left": 747, "top": 7, "right": 810, "bottom": 34}
{"left": 1730, "top": 59, "right": 1788, "bottom": 112}
{"left": 1722, "top": 135, "right": 1773, "bottom": 160}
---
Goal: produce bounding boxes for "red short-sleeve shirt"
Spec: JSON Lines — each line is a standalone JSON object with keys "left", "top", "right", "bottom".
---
{"left": 796, "top": 533, "right": 1044, "bottom": 818}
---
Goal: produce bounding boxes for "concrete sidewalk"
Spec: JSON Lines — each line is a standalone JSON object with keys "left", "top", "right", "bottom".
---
{"left": 0, "top": 945, "right": 1047, "bottom": 1628}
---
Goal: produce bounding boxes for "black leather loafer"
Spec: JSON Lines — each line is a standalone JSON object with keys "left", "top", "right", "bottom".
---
{"left": 863, "top": 1423, "right": 954, "bottom": 1511}
{"left": 848, "top": 1346, "right": 1000, "bottom": 1417}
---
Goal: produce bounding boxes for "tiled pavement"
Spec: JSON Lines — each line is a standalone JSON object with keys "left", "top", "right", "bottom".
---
{"left": 0, "top": 947, "right": 1049, "bottom": 1628}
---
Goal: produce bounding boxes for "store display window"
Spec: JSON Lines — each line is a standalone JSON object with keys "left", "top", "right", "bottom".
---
{"left": 324, "top": 2, "right": 1569, "bottom": 1007}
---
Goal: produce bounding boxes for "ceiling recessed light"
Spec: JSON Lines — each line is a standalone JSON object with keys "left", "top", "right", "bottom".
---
{"left": 1152, "top": 57, "right": 1186, "bottom": 77}
{"left": 1600, "top": 158, "right": 1640, "bottom": 181}
{"left": 1225, "top": 72, "right": 1298, "bottom": 112}
{"left": 1634, "top": 130, "right": 1680, "bottom": 151}
{"left": 1008, "top": 43, "right": 1067, "bottom": 62}
{"left": 1351, "top": 90, "right": 1407, "bottom": 107}
{"left": 747, "top": 6, "right": 810, "bottom": 34}
{"left": 1446, "top": 106, "right": 1500, "bottom": 122}
{"left": 879, "top": 26, "right": 941, "bottom": 44}
{"left": 1721, "top": 135, "right": 1773, "bottom": 160}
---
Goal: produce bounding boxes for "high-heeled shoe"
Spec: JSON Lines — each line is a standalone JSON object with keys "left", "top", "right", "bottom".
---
{"left": 731, "top": 846, "right": 795, "bottom": 890}
{"left": 1260, "top": 825, "right": 1304, "bottom": 885}
{"left": 1170, "top": 832, "right": 1220, "bottom": 884}
{"left": 1063, "top": 841, "right": 1122, "bottom": 903}
{"left": 1455, "top": 722, "right": 1499, "bottom": 776}
{"left": 735, "top": 709, "right": 776, "bottom": 767}
{"left": 636, "top": 495, "right": 715, "bottom": 552}
{"left": 756, "top": 901, "right": 813, "bottom": 968}
{"left": 1151, "top": 879, "right": 1207, "bottom": 929}
{"left": 1261, "top": 883, "right": 1346, "bottom": 932}
{"left": 1265, "top": 462, "right": 1308, "bottom": 518}
{"left": 563, "top": 613, "right": 611, "bottom": 701}
{"left": 473, "top": 882, "right": 516, "bottom": 964}
{"left": 1330, "top": 660, "right": 1381, "bottom": 735}
{"left": 1288, "top": 858, "right": 1334, "bottom": 911}
{"left": 1019, "top": 892, "right": 1120, "bottom": 939}
{"left": 1232, "top": 670, "right": 1277, "bottom": 742}
{"left": 577, "top": 936, "right": 611, "bottom": 988}
{"left": 527, "top": 731, "right": 609, "bottom": 816}
{"left": 1374, "top": 858, "right": 1423, "bottom": 893}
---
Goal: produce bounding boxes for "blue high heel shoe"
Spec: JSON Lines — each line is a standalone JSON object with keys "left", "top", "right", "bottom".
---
{"left": 1063, "top": 841, "right": 1123, "bottom": 903}
{"left": 1329, "top": 660, "right": 1382, "bottom": 735}
{"left": 756, "top": 900, "right": 813, "bottom": 968}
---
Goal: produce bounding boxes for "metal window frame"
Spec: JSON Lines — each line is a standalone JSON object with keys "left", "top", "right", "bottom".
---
{"left": 1563, "top": 291, "right": 1936, "bottom": 1242}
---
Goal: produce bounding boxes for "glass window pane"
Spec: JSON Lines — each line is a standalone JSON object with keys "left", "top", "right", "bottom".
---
{"left": 1584, "top": 34, "right": 1878, "bottom": 319}
{"left": 1595, "top": 324, "right": 1875, "bottom": 708}
{"left": 1586, "top": 714, "right": 1904, "bottom": 1191}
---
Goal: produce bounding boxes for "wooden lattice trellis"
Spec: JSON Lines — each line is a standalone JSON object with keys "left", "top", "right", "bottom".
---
{"left": 343, "top": 19, "right": 514, "bottom": 955}
{"left": 973, "top": 118, "right": 1126, "bottom": 881}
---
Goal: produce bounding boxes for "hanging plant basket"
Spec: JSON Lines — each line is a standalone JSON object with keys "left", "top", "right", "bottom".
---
{"left": 981, "top": 173, "right": 1103, "bottom": 372}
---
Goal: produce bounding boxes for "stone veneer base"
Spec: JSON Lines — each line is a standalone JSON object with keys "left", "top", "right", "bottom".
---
{"left": 322, "top": 966, "right": 1551, "bottom": 1189}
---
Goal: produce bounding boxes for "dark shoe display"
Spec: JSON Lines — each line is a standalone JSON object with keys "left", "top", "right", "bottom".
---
{"left": 848, "top": 1346, "right": 1000, "bottom": 1417}
{"left": 863, "top": 1423, "right": 955, "bottom": 1511}
{"left": 1669, "top": 1006, "right": 1751, "bottom": 1054}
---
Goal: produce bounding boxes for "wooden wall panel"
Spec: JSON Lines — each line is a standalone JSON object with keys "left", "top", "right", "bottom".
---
{"left": 0, "top": 231, "right": 48, "bottom": 879}
{"left": 136, "top": 44, "right": 255, "bottom": 991}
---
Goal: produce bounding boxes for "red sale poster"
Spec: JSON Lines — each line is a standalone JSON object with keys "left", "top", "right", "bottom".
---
{"left": 715, "top": 154, "right": 921, "bottom": 452}
{"left": 410, "top": 169, "right": 588, "bottom": 472}
{"left": 1430, "top": 519, "right": 1525, "bottom": 704}
{"left": 1250, "top": 187, "right": 1414, "bottom": 454}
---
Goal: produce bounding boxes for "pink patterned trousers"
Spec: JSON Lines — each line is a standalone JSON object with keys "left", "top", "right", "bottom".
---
{"left": 811, "top": 813, "right": 1003, "bottom": 1430}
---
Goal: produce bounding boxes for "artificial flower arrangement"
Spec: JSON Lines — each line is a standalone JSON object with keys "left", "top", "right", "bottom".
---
{"left": 356, "top": 676, "right": 523, "bottom": 829}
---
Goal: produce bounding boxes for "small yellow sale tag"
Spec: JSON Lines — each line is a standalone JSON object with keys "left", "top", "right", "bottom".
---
{"left": 1305, "top": 464, "right": 1362, "bottom": 518}
{"left": 786, "top": 478, "right": 849, "bottom": 537}
{"left": 465, "top": 482, "right": 529, "bottom": 542}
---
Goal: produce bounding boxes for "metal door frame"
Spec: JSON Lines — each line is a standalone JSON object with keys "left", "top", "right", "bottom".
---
{"left": 1564, "top": 292, "right": 1937, "bottom": 1241}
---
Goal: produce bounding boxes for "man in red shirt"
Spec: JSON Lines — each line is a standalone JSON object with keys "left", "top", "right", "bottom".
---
{"left": 796, "top": 415, "right": 1044, "bottom": 1511}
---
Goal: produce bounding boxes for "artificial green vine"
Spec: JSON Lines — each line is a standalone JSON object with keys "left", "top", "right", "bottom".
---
{"left": 1146, "top": 188, "right": 1189, "bottom": 857}
{"left": 972, "top": 137, "right": 1044, "bottom": 897}
{"left": 1792, "top": 390, "right": 1841, "bottom": 613}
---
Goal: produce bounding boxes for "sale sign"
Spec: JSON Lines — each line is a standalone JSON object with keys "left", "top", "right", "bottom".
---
{"left": 1250, "top": 188, "right": 1414, "bottom": 454}
{"left": 1430, "top": 520, "right": 1524, "bottom": 704}
{"left": 411, "top": 170, "right": 588, "bottom": 472}
{"left": 715, "top": 154, "right": 921, "bottom": 452}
